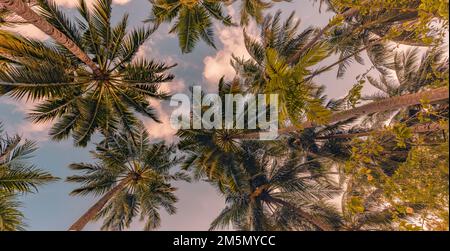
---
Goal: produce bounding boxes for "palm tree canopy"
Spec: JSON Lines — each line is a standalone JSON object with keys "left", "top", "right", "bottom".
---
{"left": 209, "top": 141, "right": 342, "bottom": 231}
{"left": 1, "top": 122, "right": 58, "bottom": 194}
{"left": 147, "top": 0, "right": 292, "bottom": 53}
{"left": 359, "top": 46, "right": 449, "bottom": 128}
{"left": 0, "top": 0, "right": 176, "bottom": 147}
{"left": 0, "top": 122, "right": 58, "bottom": 231}
{"left": 67, "top": 123, "right": 191, "bottom": 230}
{"left": 231, "top": 11, "right": 332, "bottom": 127}
{"left": 319, "top": 0, "right": 448, "bottom": 46}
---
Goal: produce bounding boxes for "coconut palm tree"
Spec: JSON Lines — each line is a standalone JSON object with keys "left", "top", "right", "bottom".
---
{"left": 0, "top": 192, "right": 25, "bottom": 231}
{"left": 147, "top": 0, "right": 292, "bottom": 53}
{"left": 147, "top": 0, "right": 234, "bottom": 53}
{"left": 209, "top": 141, "right": 342, "bottom": 231}
{"left": 315, "top": 0, "right": 448, "bottom": 79}
{"left": 319, "top": 0, "right": 447, "bottom": 46}
{"left": 0, "top": 1, "right": 39, "bottom": 68}
{"left": 67, "top": 123, "right": 190, "bottom": 231}
{"left": 233, "top": 11, "right": 316, "bottom": 90}
{"left": 0, "top": 0, "right": 102, "bottom": 75}
{"left": 175, "top": 80, "right": 343, "bottom": 231}
{"left": 0, "top": 0, "right": 176, "bottom": 147}
{"left": 176, "top": 80, "right": 249, "bottom": 192}
{"left": 0, "top": 122, "right": 57, "bottom": 194}
{"left": 0, "top": 122, "right": 57, "bottom": 231}
{"left": 361, "top": 47, "right": 449, "bottom": 128}
{"left": 232, "top": 11, "right": 332, "bottom": 127}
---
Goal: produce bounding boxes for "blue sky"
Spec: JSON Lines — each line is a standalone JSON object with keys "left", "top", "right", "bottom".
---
{"left": 0, "top": 0, "right": 379, "bottom": 230}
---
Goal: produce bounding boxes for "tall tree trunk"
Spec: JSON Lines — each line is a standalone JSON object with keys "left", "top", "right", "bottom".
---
{"left": 239, "top": 87, "right": 449, "bottom": 139}
{"left": 264, "top": 195, "right": 333, "bottom": 231}
{"left": 0, "top": 0, "right": 102, "bottom": 76}
{"left": 316, "top": 122, "right": 444, "bottom": 140}
{"left": 68, "top": 178, "right": 130, "bottom": 231}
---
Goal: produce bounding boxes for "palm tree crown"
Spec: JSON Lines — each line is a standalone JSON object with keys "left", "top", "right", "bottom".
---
{"left": 67, "top": 123, "right": 190, "bottom": 231}
{"left": 147, "top": 0, "right": 292, "bottom": 53}
{"left": 231, "top": 10, "right": 331, "bottom": 127}
{"left": 209, "top": 141, "right": 341, "bottom": 231}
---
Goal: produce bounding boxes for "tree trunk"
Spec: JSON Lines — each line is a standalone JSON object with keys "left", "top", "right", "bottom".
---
{"left": 316, "top": 122, "right": 445, "bottom": 140}
{"left": 264, "top": 195, "right": 333, "bottom": 231}
{"left": 239, "top": 87, "right": 449, "bottom": 139}
{"left": 68, "top": 178, "right": 130, "bottom": 231}
{"left": 0, "top": 0, "right": 102, "bottom": 76}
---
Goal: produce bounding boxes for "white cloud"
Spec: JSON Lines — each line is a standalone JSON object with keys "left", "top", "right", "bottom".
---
{"left": 202, "top": 7, "right": 257, "bottom": 89}
{"left": 0, "top": 98, "right": 51, "bottom": 142}
{"left": 159, "top": 79, "right": 186, "bottom": 94}
{"left": 143, "top": 79, "right": 189, "bottom": 142}
{"left": 144, "top": 100, "right": 178, "bottom": 143}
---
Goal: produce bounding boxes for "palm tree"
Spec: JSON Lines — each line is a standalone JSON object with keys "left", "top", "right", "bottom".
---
{"left": 0, "top": 192, "right": 25, "bottom": 231}
{"left": 147, "top": 0, "right": 292, "bottom": 53}
{"left": 313, "top": 0, "right": 448, "bottom": 78}
{"left": 233, "top": 11, "right": 317, "bottom": 90}
{"left": 147, "top": 0, "right": 234, "bottom": 53}
{"left": 232, "top": 11, "right": 332, "bottom": 126}
{"left": 175, "top": 81, "right": 342, "bottom": 231}
{"left": 67, "top": 123, "right": 190, "bottom": 231}
{"left": 239, "top": 86, "right": 449, "bottom": 139}
{"left": 177, "top": 78, "right": 265, "bottom": 191}
{"left": 0, "top": 122, "right": 57, "bottom": 194}
{"left": 0, "top": 0, "right": 176, "bottom": 147}
{"left": 319, "top": 0, "right": 447, "bottom": 47}
{"left": 361, "top": 47, "right": 449, "bottom": 128}
{"left": 0, "top": 122, "right": 58, "bottom": 231}
{"left": 209, "top": 141, "right": 341, "bottom": 231}
{"left": 229, "top": 11, "right": 447, "bottom": 141}
{"left": 295, "top": 47, "right": 449, "bottom": 140}
{"left": 340, "top": 116, "right": 449, "bottom": 230}
{"left": 0, "top": 0, "right": 101, "bottom": 75}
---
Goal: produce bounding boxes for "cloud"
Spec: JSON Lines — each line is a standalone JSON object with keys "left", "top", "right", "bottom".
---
{"left": 144, "top": 79, "right": 187, "bottom": 143}
{"left": 144, "top": 100, "right": 178, "bottom": 143}
{"left": 0, "top": 98, "right": 51, "bottom": 141}
{"left": 202, "top": 7, "right": 257, "bottom": 89}
{"left": 135, "top": 40, "right": 177, "bottom": 65}
{"left": 17, "top": 121, "right": 52, "bottom": 142}
{"left": 159, "top": 79, "right": 186, "bottom": 94}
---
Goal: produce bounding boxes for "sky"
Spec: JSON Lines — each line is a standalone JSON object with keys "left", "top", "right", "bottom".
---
{"left": 0, "top": 0, "right": 381, "bottom": 231}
